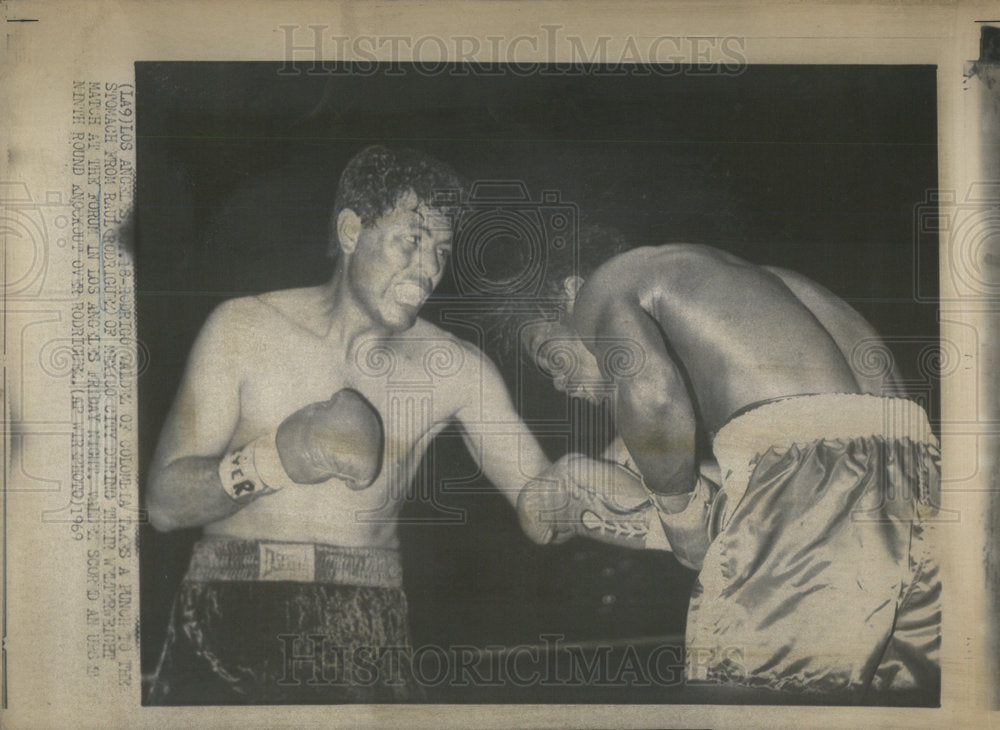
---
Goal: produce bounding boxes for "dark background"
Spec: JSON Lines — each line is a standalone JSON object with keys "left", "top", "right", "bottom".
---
{"left": 136, "top": 62, "right": 938, "bottom": 702}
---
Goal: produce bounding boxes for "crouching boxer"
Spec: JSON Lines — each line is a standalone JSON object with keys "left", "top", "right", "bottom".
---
{"left": 146, "top": 146, "right": 579, "bottom": 703}
{"left": 509, "top": 237, "right": 940, "bottom": 702}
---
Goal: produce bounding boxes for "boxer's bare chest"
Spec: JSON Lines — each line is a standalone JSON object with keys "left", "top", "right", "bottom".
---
{"left": 242, "top": 331, "right": 452, "bottom": 434}
{"left": 232, "top": 304, "right": 463, "bottom": 493}
{"left": 211, "top": 313, "right": 463, "bottom": 543}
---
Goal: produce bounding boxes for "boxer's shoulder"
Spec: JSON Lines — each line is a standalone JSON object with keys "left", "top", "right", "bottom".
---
{"left": 220, "top": 286, "right": 335, "bottom": 338}
{"left": 584, "top": 245, "right": 711, "bottom": 301}
{"left": 206, "top": 289, "right": 304, "bottom": 324}
{"left": 192, "top": 296, "right": 258, "bottom": 346}
{"left": 594, "top": 243, "right": 722, "bottom": 274}
{"left": 615, "top": 245, "right": 777, "bottom": 308}
{"left": 192, "top": 289, "right": 333, "bottom": 360}
{"left": 253, "top": 286, "right": 329, "bottom": 320}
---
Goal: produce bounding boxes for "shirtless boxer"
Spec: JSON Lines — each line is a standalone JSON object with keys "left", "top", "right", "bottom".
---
{"left": 512, "top": 242, "right": 940, "bottom": 700}
{"left": 145, "top": 146, "right": 561, "bottom": 703}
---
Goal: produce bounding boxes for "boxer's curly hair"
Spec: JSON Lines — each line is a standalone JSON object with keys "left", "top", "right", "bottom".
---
{"left": 485, "top": 223, "right": 631, "bottom": 364}
{"left": 334, "top": 145, "right": 466, "bottom": 229}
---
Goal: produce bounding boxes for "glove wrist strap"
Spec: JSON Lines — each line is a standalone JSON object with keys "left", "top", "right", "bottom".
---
{"left": 218, "top": 433, "right": 287, "bottom": 504}
{"left": 649, "top": 490, "right": 695, "bottom": 514}
{"left": 652, "top": 474, "right": 718, "bottom": 570}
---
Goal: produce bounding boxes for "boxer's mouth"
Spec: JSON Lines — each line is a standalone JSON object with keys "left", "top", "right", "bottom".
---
{"left": 393, "top": 281, "right": 430, "bottom": 308}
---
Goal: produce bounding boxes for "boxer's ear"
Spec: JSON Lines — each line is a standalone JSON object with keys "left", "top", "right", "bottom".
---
{"left": 562, "top": 276, "right": 585, "bottom": 313}
{"left": 336, "top": 209, "right": 362, "bottom": 254}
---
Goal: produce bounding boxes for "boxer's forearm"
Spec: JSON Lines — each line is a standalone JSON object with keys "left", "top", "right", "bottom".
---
{"left": 147, "top": 390, "right": 386, "bottom": 531}
{"left": 147, "top": 455, "right": 243, "bottom": 531}
{"left": 617, "top": 391, "right": 697, "bottom": 496}
{"left": 585, "top": 294, "right": 697, "bottom": 495}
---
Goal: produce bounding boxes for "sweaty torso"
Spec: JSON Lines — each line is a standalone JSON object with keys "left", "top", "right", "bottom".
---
{"left": 588, "top": 245, "right": 859, "bottom": 434}
{"left": 204, "top": 288, "right": 469, "bottom": 547}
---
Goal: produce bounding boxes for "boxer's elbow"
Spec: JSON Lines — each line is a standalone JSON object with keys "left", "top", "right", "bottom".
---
{"left": 145, "top": 470, "right": 190, "bottom": 532}
{"left": 147, "top": 507, "right": 177, "bottom": 533}
{"left": 146, "top": 489, "right": 181, "bottom": 532}
{"left": 149, "top": 512, "right": 180, "bottom": 533}
{"left": 618, "top": 379, "right": 671, "bottom": 425}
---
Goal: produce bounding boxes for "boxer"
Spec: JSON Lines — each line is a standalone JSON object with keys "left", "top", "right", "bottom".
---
{"left": 511, "top": 239, "right": 940, "bottom": 701}
{"left": 146, "top": 146, "right": 579, "bottom": 703}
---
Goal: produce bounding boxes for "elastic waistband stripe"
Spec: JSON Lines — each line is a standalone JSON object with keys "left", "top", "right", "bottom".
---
{"left": 184, "top": 538, "right": 403, "bottom": 588}
{"left": 714, "top": 394, "right": 936, "bottom": 457}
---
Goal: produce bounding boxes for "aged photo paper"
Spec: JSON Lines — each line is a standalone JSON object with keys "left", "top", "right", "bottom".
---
{"left": 2, "top": 1, "right": 998, "bottom": 727}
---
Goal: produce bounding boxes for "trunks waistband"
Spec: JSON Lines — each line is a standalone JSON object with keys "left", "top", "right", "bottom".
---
{"left": 184, "top": 537, "right": 403, "bottom": 588}
{"left": 716, "top": 392, "right": 825, "bottom": 431}
{"left": 714, "top": 393, "right": 936, "bottom": 454}
{"left": 711, "top": 394, "right": 937, "bottom": 532}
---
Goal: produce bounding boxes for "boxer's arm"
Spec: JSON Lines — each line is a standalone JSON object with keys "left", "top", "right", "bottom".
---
{"left": 454, "top": 350, "right": 551, "bottom": 508}
{"left": 454, "top": 352, "right": 658, "bottom": 547}
{"left": 462, "top": 348, "right": 674, "bottom": 547}
{"left": 585, "top": 296, "right": 697, "bottom": 497}
{"left": 146, "top": 303, "right": 246, "bottom": 531}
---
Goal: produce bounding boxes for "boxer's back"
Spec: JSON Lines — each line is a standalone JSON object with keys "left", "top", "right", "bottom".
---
{"left": 581, "top": 245, "right": 860, "bottom": 433}
{"left": 764, "top": 265, "right": 903, "bottom": 396}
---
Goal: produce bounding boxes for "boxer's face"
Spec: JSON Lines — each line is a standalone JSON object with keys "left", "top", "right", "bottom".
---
{"left": 523, "top": 319, "right": 610, "bottom": 401}
{"left": 345, "top": 190, "right": 453, "bottom": 331}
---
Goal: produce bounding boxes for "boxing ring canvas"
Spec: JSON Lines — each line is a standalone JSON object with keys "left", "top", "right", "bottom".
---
{"left": 135, "top": 61, "right": 939, "bottom": 704}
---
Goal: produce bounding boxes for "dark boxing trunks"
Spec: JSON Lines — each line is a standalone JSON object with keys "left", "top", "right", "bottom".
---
{"left": 686, "top": 394, "right": 941, "bottom": 701}
{"left": 147, "top": 538, "right": 419, "bottom": 704}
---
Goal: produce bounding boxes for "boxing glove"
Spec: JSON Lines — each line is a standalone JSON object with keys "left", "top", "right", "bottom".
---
{"left": 517, "top": 454, "right": 664, "bottom": 551}
{"left": 275, "top": 388, "right": 385, "bottom": 489}
{"left": 219, "top": 389, "right": 384, "bottom": 503}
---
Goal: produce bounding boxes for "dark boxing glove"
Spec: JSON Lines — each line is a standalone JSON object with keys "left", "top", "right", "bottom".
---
{"left": 219, "top": 388, "right": 384, "bottom": 503}
{"left": 275, "top": 388, "right": 385, "bottom": 489}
